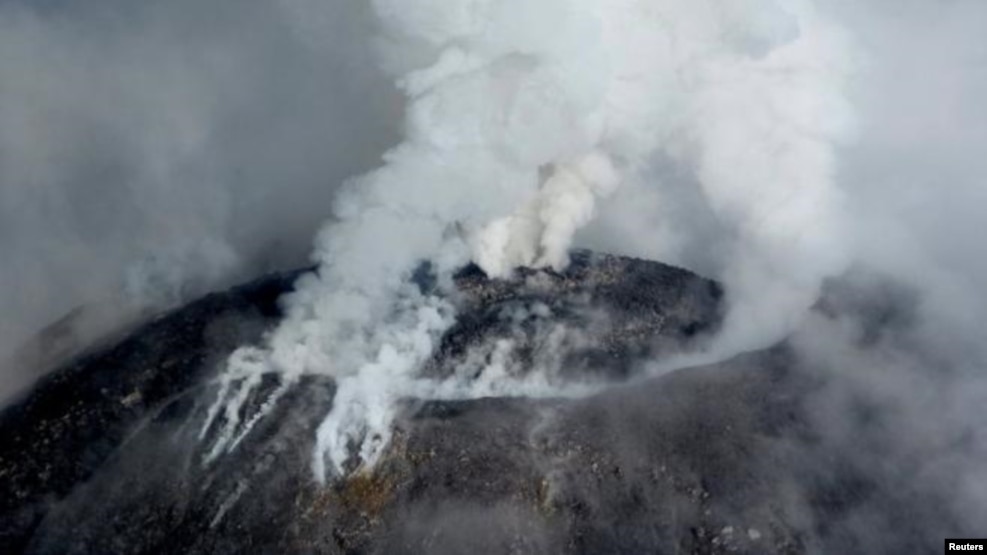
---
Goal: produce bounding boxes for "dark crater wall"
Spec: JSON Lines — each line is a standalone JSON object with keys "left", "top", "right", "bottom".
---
{"left": 0, "top": 252, "right": 968, "bottom": 554}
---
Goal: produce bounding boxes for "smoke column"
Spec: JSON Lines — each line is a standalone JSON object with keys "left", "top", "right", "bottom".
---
{"left": 202, "top": 0, "right": 856, "bottom": 480}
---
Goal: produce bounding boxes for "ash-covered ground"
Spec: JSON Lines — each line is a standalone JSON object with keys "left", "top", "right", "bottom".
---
{"left": 0, "top": 252, "right": 975, "bottom": 554}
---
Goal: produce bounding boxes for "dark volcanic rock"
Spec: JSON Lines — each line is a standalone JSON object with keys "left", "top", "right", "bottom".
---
{"left": 0, "top": 268, "right": 304, "bottom": 554}
{"left": 0, "top": 253, "right": 965, "bottom": 554}
{"left": 434, "top": 251, "right": 723, "bottom": 382}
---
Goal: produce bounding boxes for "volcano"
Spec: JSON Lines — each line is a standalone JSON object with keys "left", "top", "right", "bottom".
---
{"left": 0, "top": 252, "right": 966, "bottom": 554}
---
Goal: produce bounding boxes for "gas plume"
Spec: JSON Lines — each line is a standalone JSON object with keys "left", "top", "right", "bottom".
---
{"left": 203, "top": 0, "right": 856, "bottom": 480}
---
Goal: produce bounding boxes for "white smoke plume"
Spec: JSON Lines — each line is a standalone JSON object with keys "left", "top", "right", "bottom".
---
{"left": 201, "top": 0, "right": 857, "bottom": 481}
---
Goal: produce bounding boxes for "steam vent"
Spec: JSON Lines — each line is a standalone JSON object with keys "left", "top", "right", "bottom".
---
{"left": 0, "top": 251, "right": 966, "bottom": 554}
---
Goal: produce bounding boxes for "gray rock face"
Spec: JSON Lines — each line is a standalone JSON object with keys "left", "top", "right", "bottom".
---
{"left": 0, "top": 252, "right": 966, "bottom": 553}
{"left": 432, "top": 251, "right": 722, "bottom": 383}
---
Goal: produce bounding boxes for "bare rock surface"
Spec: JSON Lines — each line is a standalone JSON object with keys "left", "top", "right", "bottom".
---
{"left": 0, "top": 252, "right": 963, "bottom": 554}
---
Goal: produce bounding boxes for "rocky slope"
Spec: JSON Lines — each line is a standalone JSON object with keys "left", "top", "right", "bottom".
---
{"left": 0, "top": 252, "right": 964, "bottom": 554}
